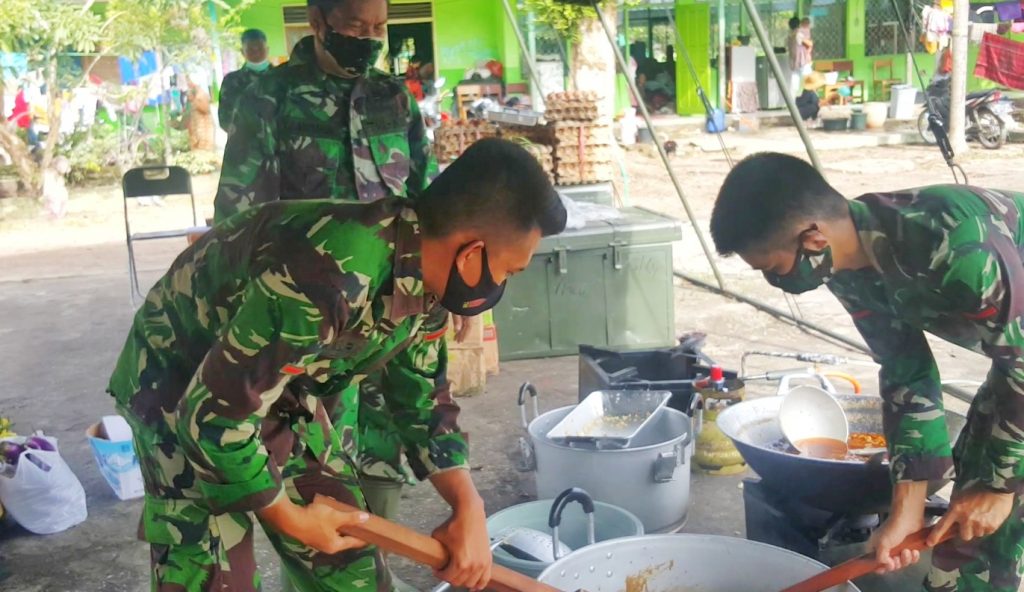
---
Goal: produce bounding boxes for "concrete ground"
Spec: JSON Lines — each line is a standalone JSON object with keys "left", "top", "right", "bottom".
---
{"left": 1, "top": 132, "right": 1021, "bottom": 591}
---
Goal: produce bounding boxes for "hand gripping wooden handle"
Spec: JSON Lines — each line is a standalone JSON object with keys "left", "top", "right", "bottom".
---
{"left": 314, "top": 495, "right": 563, "bottom": 592}
{"left": 779, "top": 525, "right": 953, "bottom": 592}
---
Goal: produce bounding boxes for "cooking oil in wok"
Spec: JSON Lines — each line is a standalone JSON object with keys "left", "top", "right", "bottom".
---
{"left": 793, "top": 437, "right": 850, "bottom": 460}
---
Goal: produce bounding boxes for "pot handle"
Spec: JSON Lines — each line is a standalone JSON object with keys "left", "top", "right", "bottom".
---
{"left": 518, "top": 382, "right": 539, "bottom": 429}
{"left": 689, "top": 392, "right": 704, "bottom": 439}
{"left": 776, "top": 372, "right": 838, "bottom": 397}
{"left": 548, "top": 487, "right": 596, "bottom": 558}
{"left": 653, "top": 443, "right": 685, "bottom": 483}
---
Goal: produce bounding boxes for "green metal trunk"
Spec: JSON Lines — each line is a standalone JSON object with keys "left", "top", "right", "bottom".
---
{"left": 493, "top": 208, "right": 682, "bottom": 360}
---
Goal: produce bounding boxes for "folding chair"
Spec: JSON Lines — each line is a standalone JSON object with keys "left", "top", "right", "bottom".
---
{"left": 121, "top": 165, "right": 209, "bottom": 306}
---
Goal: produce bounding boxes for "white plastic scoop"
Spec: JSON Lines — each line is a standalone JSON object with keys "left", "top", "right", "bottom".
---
{"left": 779, "top": 385, "right": 850, "bottom": 459}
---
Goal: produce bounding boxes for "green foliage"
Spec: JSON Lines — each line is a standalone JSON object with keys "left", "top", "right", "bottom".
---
{"left": 0, "top": 0, "right": 106, "bottom": 65}
{"left": 173, "top": 150, "right": 221, "bottom": 176}
{"left": 56, "top": 126, "right": 122, "bottom": 186}
{"left": 522, "top": 0, "right": 639, "bottom": 42}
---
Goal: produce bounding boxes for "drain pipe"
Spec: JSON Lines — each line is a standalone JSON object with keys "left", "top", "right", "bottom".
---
{"left": 674, "top": 269, "right": 975, "bottom": 404}
{"left": 736, "top": 0, "right": 824, "bottom": 173}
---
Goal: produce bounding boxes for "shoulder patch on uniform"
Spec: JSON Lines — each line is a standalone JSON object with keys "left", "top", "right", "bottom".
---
{"left": 281, "top": 364, "right": 305, "bottom": 376}
{"left": 963, "top": 306, "right": 998, "bottom": 321}
{"left": 850, "top": 310, "right": 873, "bottom": 320}
{"left": 424, "top": 325, "right": 448, "bottom": 342}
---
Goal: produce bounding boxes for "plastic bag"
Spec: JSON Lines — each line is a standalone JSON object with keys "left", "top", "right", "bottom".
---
{"left": 0, "top": 437, "right": 88, "bottom": 534}
{"left": 559, "top": 193, "right": 622, "bottom": 230}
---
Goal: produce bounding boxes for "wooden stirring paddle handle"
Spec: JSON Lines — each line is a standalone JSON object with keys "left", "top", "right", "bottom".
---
{"left": 779, "top": 525, "right": 954, "bottom": 592}
{"left": 314, "top": 495, "right": 563, "bottom": 592}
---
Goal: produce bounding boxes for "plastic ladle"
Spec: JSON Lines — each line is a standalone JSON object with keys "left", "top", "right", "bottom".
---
{"left": 779, "top": 385, "right": 850, "bottom": 459}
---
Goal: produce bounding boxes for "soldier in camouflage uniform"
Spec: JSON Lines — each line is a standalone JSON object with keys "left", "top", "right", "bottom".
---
{"left": 212, "top": 0, "right": 441, "bottom": 528}
{"left": 711, "top": 153, "right": 1024, "bottom": 592}
{"left": 218, "top": 29, "right": 273, "bottom": 132}
{"left": 107, "top": 139, "right": 567, "bottom": 592}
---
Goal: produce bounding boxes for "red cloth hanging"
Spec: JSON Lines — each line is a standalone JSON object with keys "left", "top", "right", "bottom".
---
{"left": 975, "top": 32, "right": 1024, "bottom": 90}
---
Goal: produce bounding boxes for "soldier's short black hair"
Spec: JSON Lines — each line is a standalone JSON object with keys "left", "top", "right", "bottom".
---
{"left": 308, "top": 0, "right": 389, "bottom": 14}
{"left": 419, "top": 138, "right": 567, "bottom": 241}
{"left": 241, "top": 29, "right": 266, "bottom": 44}
{"left": 711, "top": 152, "right": 848, "bottom": 256}
{"left": 789, "top": 17, "right": 801, "bottom": 30}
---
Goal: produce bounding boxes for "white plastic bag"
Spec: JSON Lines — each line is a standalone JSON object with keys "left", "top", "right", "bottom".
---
{"left": 0, "top": 439, "right": 88, "bottom": 534}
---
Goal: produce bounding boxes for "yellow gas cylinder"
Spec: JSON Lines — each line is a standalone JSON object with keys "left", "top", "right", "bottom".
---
{"left": 694, "top": 370, "right": 746, "bottom": 475}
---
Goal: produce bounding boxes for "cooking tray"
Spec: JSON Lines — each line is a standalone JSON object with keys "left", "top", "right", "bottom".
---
{"left": 545, "top": 390, "right": 671, "bottom": 449}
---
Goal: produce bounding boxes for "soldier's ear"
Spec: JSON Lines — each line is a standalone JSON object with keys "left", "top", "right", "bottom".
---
{"left": 308, "top": 6, "right": 327, "bottom": 36}
{"left": 799, "top": 224, "right": 829, "bottom": 252}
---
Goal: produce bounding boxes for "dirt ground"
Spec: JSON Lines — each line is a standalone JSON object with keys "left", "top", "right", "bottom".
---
{"left": 0, "top": 132, "right": 1021, "bottom": 591}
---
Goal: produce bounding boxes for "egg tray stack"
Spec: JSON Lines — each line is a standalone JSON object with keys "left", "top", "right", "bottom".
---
{"left": 497, "top": 125, "right": 556, "bottom": 183}
{"left": 544, "top": 91, "right": 613, "bottom": 186}
{"left": 434, "top": 119, "right": 500, "bottom": 163}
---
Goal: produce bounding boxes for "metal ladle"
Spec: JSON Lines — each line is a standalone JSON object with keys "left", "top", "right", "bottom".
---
{"left": 779, "top": 385, "right": 850, "bottom": 458}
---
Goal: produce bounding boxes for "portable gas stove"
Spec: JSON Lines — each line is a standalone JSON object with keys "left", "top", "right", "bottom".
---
{"left": 744, "top": 478, "right": 950, "bottom": 563}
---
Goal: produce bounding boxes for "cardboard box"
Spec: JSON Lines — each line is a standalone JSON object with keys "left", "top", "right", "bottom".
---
{"left": 86, "top": 416, "right": 144, "bottom": 500}
{"left": 481, "top": 310, "right": 500, "bottom": 376}
{"left": 447, "top": 346, "right": 487, "bottom": 398}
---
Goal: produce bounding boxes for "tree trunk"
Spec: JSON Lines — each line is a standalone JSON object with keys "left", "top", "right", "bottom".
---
{"left": 36, "top": 52, "right": 64, "bottom": 196}
{"left": 572, "top": 2, "right": 617, "bottom": 121}
{"left": 0, "top": 124, "right": 37, "bottom": 191}
{"left": 156, "top": 49, "right": 173, "bottom": 165}
{"left": 949, "top": 0, "right": 969, "bottom": 156}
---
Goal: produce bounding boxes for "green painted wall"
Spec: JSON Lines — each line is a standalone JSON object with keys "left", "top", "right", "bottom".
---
{"left": 237, "top": 0, "right": 295, "bottom": 60}
{"left": 675, "top": 1, "right": 712, "bottom": 116}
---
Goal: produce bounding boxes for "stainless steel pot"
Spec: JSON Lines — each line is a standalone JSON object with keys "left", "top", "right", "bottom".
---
{"left": 519, "top": 384, "right": 696, "bottom": 533}
{"left": 538, "top": 534, "right": 861, "bottom": 592}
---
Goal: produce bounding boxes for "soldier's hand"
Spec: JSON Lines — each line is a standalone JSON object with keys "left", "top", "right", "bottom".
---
{"left": 928, "top": 488, "right": 1014, "bottom": 545}
{"left": 451, "top": 315, "right": 475, "bottom": 344}
{"left": 871, "top": 480, "right": 927, "bottom": 574}
{"left": 432, "top": 503, "right": 492, "bottom": 591}
{"left": 259, "top": 497, "right": 369, "bottom": 555}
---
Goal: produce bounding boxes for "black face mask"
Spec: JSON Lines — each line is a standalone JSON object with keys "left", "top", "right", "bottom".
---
{"left": 440, "top": 246, "right": 507, "bottom": 316}
{"left": 321, "top": 26, "right": 384, "bottom": 77}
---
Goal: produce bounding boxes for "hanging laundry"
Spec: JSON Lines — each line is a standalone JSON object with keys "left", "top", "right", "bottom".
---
{"left": 995, "top": 0, "right": 1023, "bottom": 21}
{"left": 975, "top": 32, "right": 1024, "bottom": 91}
{"left": 970, "top": 22, "right": 1000, "bottom": 44}
{"left": 923, "top": 4, "right": 952, "bottom": 54}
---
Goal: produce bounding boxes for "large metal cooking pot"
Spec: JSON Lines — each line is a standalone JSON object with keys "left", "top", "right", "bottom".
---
{"left": 717, "top": 394, "right": 966, "bottom": 515}
{"left": 538, "top": 534, "right": 860, "bottom": 591}
{"left": 520, "top": 385, "right": 695, "bottom": 533}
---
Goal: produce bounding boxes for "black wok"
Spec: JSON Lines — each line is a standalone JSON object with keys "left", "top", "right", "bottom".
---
{"left": 717, "top": 394, "right": 966, "bottom": 515}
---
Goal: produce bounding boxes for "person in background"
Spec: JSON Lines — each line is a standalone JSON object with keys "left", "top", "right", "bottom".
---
{"left": 218, "top": 28, "right": 271, "bottom": 132}
{"left": 796, "top": 71, "right": 824, "bottom": 124}
{"left": 800, "top": 18, "right": 815, "bottom": 65}
{"left": 787, "top": 17, "right": 805, "bottom": 97}
{"left": 710, "top": 152, "right": 1024, "bottom": 592}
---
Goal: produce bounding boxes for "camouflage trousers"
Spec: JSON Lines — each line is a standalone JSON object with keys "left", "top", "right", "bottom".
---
{"left": 149, "top": 449, "right": 393, "bottom": 592}
{"left": 924, "top": 392, "right": 1024, "bottom": 592}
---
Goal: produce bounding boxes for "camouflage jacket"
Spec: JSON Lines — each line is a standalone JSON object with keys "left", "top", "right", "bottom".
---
{"left": 212, "top": 36, "right": 437, "bottom": 222}
{"left": 107, "top": 198, "right": 465, "bottom": 543}
{"left": 217, "top": 66, "right": 270, "bottom": 132}
{"left": 828, "top": 185, "right": 1024, "bottom": 492}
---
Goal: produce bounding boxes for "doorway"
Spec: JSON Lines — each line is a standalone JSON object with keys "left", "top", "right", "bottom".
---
{"left": 387, "top": 21, "right": 435, "bottom": 100}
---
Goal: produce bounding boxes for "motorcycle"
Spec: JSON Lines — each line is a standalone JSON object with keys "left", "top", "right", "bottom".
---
{"left": 918, "top": 78, "right": 1009, "bottom": 150}
{"left": 418, "top": 77, "right": 450, "bottom": 142}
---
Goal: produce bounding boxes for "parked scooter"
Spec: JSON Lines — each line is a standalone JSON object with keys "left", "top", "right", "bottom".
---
{"left": 418, "top": 77, "right": 449, "bottom": 142}
{"left": 918, "top": 77, "right": 1009, "bottom": 149}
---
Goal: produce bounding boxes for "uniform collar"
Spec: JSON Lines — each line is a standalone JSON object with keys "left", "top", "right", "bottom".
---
{"left": 389, "top": 205, "right": 434, "bottom": 322}
{"left": 847, "top": 198, "right": 887, "bottom": 274}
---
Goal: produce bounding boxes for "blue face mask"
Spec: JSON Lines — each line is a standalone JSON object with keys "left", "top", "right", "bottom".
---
{"left": 245, "top": 60, "right": 270, "bottom": 72}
